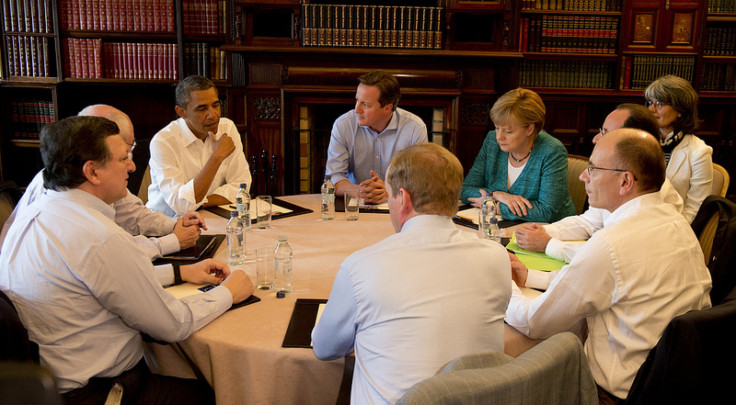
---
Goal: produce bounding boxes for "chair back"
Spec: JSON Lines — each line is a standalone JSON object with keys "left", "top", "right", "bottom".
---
{"left": 0, "top": 290, "right": 39, "bottom": 363}
{"left": 0, "top": 181, "right": 22, "bottom": 232}
{"left": 0, "top": 362, "right": 62, "bottom": 405}
{"left": 396, "top": 332, "right": 598, "bottom": 405}
{"left": 623, "top": 286, "right": 736, "bottom": 405}
{"left": 691, "top": 195, "right": 736, "bottom": 305}
{"left": 712, "top": 163, "right": 730, "bottom": 197}
{"left": 138, "top": 165, "right": 152, "bottom": 205}
{"left": 567, "top": 155, "right": 589, "bottom": 215}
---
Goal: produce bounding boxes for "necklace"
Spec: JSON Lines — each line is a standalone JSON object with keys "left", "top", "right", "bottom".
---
{"left": 510, "top": 148, "right": 532, "bottom": 163}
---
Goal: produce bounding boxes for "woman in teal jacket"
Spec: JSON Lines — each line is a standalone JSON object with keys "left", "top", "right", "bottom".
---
{"left": 461, "top": 88, "right": 576, "bottom": 223}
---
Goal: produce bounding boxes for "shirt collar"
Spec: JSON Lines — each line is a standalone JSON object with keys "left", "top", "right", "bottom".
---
{"left": 177, "top": 117, "right": 208, "bottom": 147}
{"left": 401, "top": 214, "right": 455, "bottom": 232}
{"left": 357, "top": 110, "right": 399, "bottom": 136}
{"left": 45, "top": 188, "right": 116, "bottom": 220}
{"left": 603, "top": 192, "right": 664, "bottom": 228}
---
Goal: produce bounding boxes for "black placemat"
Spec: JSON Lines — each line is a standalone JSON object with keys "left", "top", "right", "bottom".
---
{"left": 207, "top": 198, "right": 314, "bottom": 220}
{"left": 282, "top": 298, "right": 328, "bottom": 348}
{"left": 153, "top": 234, "right": 225, "bottom": 266}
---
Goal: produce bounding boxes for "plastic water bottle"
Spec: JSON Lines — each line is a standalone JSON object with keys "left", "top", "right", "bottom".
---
{"left": 321, "top": 176, "right": 335, "bottom": 220}
{"left": 480, "top": 197, "right": 502, "bottom": 243}
{"left": 226, "top": 211, "right": 245, "bottom": 265}
{"left": 235, "top": 183, "right": 251, "bottom": 231}
{"left": 274, "top": 234, "right": 293, "bottom": 294}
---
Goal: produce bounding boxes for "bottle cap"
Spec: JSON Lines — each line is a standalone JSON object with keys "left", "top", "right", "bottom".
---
{"left": 239, "top": 183, "right": 248, "bottom": 188}
{"left": 278, "top": 234, "right": 287, "bottom": 242}
{"left": 230, "top": 211, "right": 238, "bottom": 217}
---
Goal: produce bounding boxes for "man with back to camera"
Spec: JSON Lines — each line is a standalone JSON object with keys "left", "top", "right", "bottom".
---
{"left": 147, "top": 75, "right": 251, "bottom": 217}
{"left": 0, "top": 104, "right": 222, "bottom": 287}
{"left": 514, "top": 104, "right": 685, "bottom": 288}
{"left": 0, "top": 115, "right": 254, "bottom": 404}
{"left": 313, "top": 142, "right": 511, "bottom": 404}
{"left": 505, "top": 128, "right": 711, "bottom": 402}
{"left": 325, "top": 71, "right": 427, "bottom": 204}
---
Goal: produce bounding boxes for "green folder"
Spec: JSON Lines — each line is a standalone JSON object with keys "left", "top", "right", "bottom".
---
{"left": 506, "top": 235, "right": 567, "bottom": 272}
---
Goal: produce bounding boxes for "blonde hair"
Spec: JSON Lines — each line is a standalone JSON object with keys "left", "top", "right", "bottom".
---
{"left": 489, "top": 88, "right": 546, "bottom": 136}
{"left": 386, "top": 143, "right": 463, "bottom": 217}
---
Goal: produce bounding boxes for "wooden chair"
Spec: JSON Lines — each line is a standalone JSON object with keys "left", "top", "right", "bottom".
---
{"left": 567, "top": 154, "right": 589, "bottom": 215}
{"left": 137, "top": 165, "right": 152, "bottom": 205}
{"left": 711, "top": 163, "right": 730, "bottom": 197}
{"left": 0, "top": 181, "right": 22, "bottom": 233}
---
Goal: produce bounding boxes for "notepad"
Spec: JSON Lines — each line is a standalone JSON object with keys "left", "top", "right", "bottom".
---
{"left": 161, "top": 234, "right": 218, "bottom": 260}
{"left": 506, "top": 235, "right": 567, "bottom": 272}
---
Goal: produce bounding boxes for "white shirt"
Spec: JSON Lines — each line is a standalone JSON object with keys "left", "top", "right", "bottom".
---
{"left": 0, "top": 188, "right": 233, "bottom": 392}
{"left": 312, "top": 215, "right": 511, "bottom": 405}
{"left": 147, "top": 117, "right": 251, "bottom": 217}
{"left": 0, "top": 171, "right": 180, "bottom": 263}
{"left": 506, "top": 192, "right": 712, "bottom": 398}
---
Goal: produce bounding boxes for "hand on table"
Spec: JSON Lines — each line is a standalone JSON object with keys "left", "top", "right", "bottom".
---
{"left": 467, "top": 189, "right": 489, "bottom": 208}
{"left": 221, "top": 270, "right": 255, "bottom": 304}
{"left": 515, "top": 223, "right": 551, "bottom": 253}
{"left": 181, "top": 258, "right": 230, "bottom": 285}
{"left": 494, "top": 191, "right": 533, "bottom": 217}
{"left": 508, "top": 252, "right": 529, "bottom": 288}
{"left": 359, "top": 170, "right": 388, "bottom": 204}
{"left": 181, "top": 211, "right": 207, "bottom": 231}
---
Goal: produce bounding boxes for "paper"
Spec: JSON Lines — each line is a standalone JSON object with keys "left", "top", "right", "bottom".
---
{"left": 165, "top": 283, "right": 212, "bottom": 299}
{"left": 218, "top": 201, "right": 294, "bottom": 218}
{"left": 457, "top": 207, "right": 481, "bottom": 224}
{"left": 361, "top": 202, "right": 389, "bottom": 210}
{"left": 506, "top": 235, "right": 567, "bottom": 272}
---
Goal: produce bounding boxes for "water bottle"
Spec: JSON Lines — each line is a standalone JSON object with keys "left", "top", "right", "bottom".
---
{"left": 479, "top": 197, "right": 502, "bottom": 243}
{"left": 274, "top": 234, "right": 293, "bottom": 294}
{"left": 226, "top": 211, "right": 245, "bottom": 265}
{"left": 235, "top": 183, "right": 251, "bottom": 231}
{"left": 321, "top": 176, "right": 335, "bottom": 221}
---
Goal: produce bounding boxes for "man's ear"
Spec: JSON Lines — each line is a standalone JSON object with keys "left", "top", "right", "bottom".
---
{"left": 175, "top": 105, "right": 186, "bottom": 119}
{"left": 82, "top": 160, "right": 102, "bottom": 185}
{"left": 619, "top": 172, "right": 636, "bottom": 196}
{"left": 399, "top": 188, "right": 414, "bottom": 214}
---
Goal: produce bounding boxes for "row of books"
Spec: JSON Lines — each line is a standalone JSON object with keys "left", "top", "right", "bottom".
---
{"left": 521, "top": 15, "right": 618, "bottom": 54}
{"left": 5, "top": 35, "right": 53, "bottom": 77}
{"left": 58, "top": 0, "right": 175, "bottom": 32}
{"left": 623, "top": 55, "right": 695, "bottom": 90}
{"left": 2, "top": 0, "right": 54, "bottom": 33}
{"left": 519, "top": 60, "right": 614, "bottom": 89}
{"left": 62, "top": 38, "right": 178, "bottom": 80}
{"left": 10, "top": 100, "right": 55, "bottom": 140}
{"left": 182, "top": 0, "right": 227, "bottom": 35}
{"left": 183, "top": 42, "right": 228, "bottom": 80}
{"left": 301, "top": 4, "right": 443, "bottom": 49}
{"left": 521, "top": 0, "right": 621, "bottom": 11}
{"left": 708, "top": 0, "right": 736, "bottom": 13}
{"left": 704, "top": 27, "right": 736, "bottom": 56}
{"left": 701, "top": 64, "right": 736, "bottom": 92}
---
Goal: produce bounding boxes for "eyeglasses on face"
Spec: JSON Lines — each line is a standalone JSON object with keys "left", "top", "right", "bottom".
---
{"left": 598, "top": 127, "right": 608, "bottom": 136}
{"left": 127, "top": 140, "right": 136, "bottom": 152}
{"left": 586, "top": 162, "right": 638, "bottom": 181}
{"left": 645, "top": 100, "right": 668, "bottom": 109}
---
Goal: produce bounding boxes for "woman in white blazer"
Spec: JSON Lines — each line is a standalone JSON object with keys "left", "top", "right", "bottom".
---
{"left": 645, "top": 75, "right": 713, "bottom": 223}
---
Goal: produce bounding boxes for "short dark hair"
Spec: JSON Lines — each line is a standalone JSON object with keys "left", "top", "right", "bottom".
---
{"left": 40, "top": 116, "right": 120, "bottom": 191}
{"left": 358, "top": 71, "right": 401, "bottom": 111}
{"left": 176, "top": 75, "right": 217, "bottom": 108}
{"left": 644, "top": 75, "right": 699, "bottom": 134}
{"left": 614, "top": 131, "right": 666, "bottom": 193}
{"left": 617, "top": 103, "right": 660, "bottom": 138}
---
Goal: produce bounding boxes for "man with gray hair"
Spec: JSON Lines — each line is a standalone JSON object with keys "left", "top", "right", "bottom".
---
{"left": 313, "top": 142, "right": 511, "bottom": 404}
{"left": 147, "top": 75, "right": 251, "bottom": 217}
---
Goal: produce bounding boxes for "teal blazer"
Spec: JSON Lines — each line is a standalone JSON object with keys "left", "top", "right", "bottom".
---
{"left": 461, "top": 130, "right": 576, "bottom": 223}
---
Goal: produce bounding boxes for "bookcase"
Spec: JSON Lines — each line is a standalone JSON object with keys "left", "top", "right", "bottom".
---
{"left": 1, "top": 0, "right": 735, "bottom": 196}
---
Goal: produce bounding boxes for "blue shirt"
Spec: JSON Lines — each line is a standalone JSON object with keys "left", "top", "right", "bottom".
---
{"left": 325, "top": 108, "right": 427, "bottom": 185}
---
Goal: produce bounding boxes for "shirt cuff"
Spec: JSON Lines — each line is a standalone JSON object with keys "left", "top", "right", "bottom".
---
{"left": 154, "top": 264, "right": 176, "bottom": 287}
{"left": 545, "top": 238, "right": 567, "bottom": 262}
{"left": 159, "top": 233, "right": 181, "bottom": 256}
{"left": 543, "top": 223, "right": 561, "bottom": 239}
{"left": 525, "top": 269, "right": 553, "bottom": 291}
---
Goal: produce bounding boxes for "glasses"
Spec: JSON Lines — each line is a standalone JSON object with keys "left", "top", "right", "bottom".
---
{"left": 598, "top": 127, "right": 608, "bottom": 136}
{"left": 586, "top": 162, "right": 638, "bottom": 181}
{"left": 645, "top": 100, "right": 668, "bottom": 109}
{"left": 127, "top": 140, "right": 136, "bottom": 152}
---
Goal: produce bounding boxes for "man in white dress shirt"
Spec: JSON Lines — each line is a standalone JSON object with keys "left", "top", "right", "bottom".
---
{"left": 313, "top": 142, "right": 511, "bottom": 404}
{"left": 0, "top": 105, "right": 220, "bottom": 287}
{"left": 515, "top": 104, "right": 684, "bottom": 279}
{"left": 146, "top": 75, "right": 251, "bottom": 217}
{"left": 0, "top": 115, "right": 254, "bottom": 404}
{"left": 505, "top": 128, "right": 711, "bottom": 402}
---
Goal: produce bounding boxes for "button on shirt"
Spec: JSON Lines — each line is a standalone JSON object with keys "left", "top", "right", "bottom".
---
{"left": 0, "top": 189, "right": 232, "bottom": 392}
{"left": 505, "top": 192, "right": 712, "bottom": 398}
{"left": 325, "top": 108, "right": 427, "bottom": 185}
{"left": 147, "top": 117, "right": 251, "bottom": 217}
